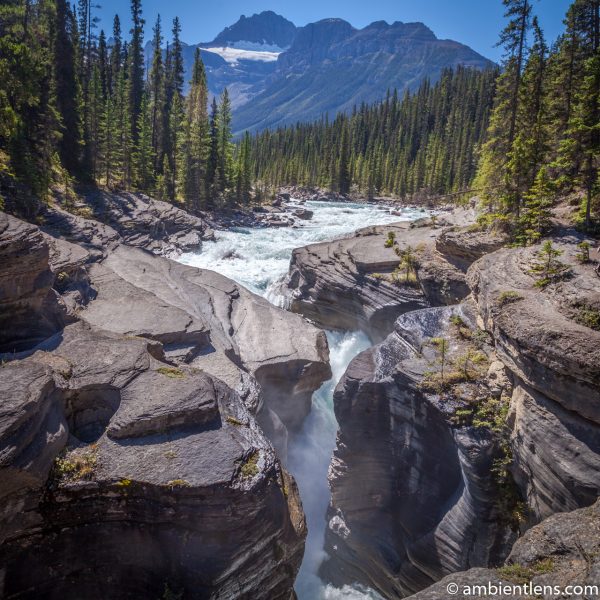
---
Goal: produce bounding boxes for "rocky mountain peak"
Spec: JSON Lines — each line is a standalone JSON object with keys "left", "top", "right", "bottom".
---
{"left": 211, "top": 10, "right": 297, "bottom": 50}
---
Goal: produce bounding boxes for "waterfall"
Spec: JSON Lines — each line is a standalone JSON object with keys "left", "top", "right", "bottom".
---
{"left": 179, "top": 200, "right": 416, "bottom": 599}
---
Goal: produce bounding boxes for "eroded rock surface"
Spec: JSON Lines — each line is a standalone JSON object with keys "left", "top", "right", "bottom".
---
{"left": 409, "top": 499, "right": 600, "bottom": 600}
{"left": 321, "top": 303, "right": 515, "bottom": 597}
{"left": 0, "top": 213, "right": 66, "bottom": 352}
{"left": 322, "top": 232, "right": 600, "bottom": 599}
{"left": 468, "top": 241, "right": 600, "bottom": 521}
{"left": 0, "top": 209, "right": 330, "bottom": 599}
{"left": 0, "top": 324, "right": 305, "bottom": 599}
{"left": 78, "top": 243, "right": 331, "bottom": 455}
{"left": 284, "top": 209, "right": 490, "bottom": 341}
{"left": 41, "top": 190, "right": 213, "bottom": 260}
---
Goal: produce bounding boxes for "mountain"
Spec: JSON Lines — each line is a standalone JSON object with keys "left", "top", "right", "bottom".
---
{"left": 232, "top": 18, "right": 494, "bottom": 133}
{"left": 145, "top": 12, "right": 296, "bottom": 109}
{"left": 172, "top": 11, "right": 493, "bottom": 134}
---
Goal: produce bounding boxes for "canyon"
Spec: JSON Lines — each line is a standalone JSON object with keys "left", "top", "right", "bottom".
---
{"left": 1, "top": 194, "right": 599, "bottom": 600}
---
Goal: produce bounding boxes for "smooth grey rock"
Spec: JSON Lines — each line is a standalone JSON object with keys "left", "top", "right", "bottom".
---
{"left": 467, "top": 243, "right": 600, "bottom": 424}
{"left": 284, "top": 210, "right": 480, "bottom": 342}
{"left": 0, "top": 213, "right": 66, "bottom": 352}
{"left": 509, "top": 381, "right": 600, "bottom": 522}
{"left": 0, "top": 323, "right": 306, "bottom": 600}
{"left": 107, "top": 367, "right": 221, "bottom": 439}
{"left": 0, "top": 212, "right": 310, "bottom": 600}
{"left": 80, "top": 244, "right": 331, "bottom": 443}
{"left": 409, "top": 499, "right": 600, "bottom": 600}
{"left": 322, "top": 303, "right": 514, "bottom": 597}
{"left": 293, "top": 208, "right": 313, "bottom": 220}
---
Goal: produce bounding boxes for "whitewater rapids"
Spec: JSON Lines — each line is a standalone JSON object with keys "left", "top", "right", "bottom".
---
{"left": 180, "top": 199, "right": 421, "bottom": 599}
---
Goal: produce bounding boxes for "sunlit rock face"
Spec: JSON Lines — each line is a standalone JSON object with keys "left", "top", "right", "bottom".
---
{"left": 321, "top": 303, "right": 515, "bottom": 598}
{"left": 467, "top": 242, "right": 600, "bottom": 523}
{"left": 320, "top": 234, "right": 600, "bottom": 599}
{"left": 0, "top": 211, "right": 314, "bottom": 599}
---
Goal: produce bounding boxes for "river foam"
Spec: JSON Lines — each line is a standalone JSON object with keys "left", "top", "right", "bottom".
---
{"left": 179, "top": 200, "right": 417, "bottom": 599}
{"left": 179, "top": 200, "right": 423, "bottom": 296}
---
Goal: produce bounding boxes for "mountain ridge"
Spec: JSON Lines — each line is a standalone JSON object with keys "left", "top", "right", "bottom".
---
{"left": 167, "top": 11, "right": 494, "bottom": 134}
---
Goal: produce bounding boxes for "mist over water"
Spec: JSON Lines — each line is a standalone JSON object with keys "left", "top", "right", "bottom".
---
{"left": 179, "top": 200, "right": 408, "bottom": 599}
{"left": 290, "top": 329, "right": 379, "bottom": 600}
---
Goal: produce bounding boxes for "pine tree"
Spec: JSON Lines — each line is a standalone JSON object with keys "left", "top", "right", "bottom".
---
{"left": 567, "top": 0, "right": 600, "bottom": 228}
{"left": 115, "top": 67, "right": 132, "bottom": 188}
{"left": 168, "top": 91, "right": 184, "bottom": 201}
{"left": 54, "top": 0, "right": 84, "bottom": 175}
{"left": 506, "top": 16, "right": 549, "bottom": 213}
{"left": 236, "top": 131, "right": 252, "bottom": 204}
{"left": 149, "top": 15, "right": 165, "bottom": 174}
{"left": 217, "top": 88, "right": 234, "bottom": 198}
{"left": 108, "top": 14, "right": 122, "bottom": 96}
{"left": 206, "top": 97, "right": 219, "bottom": 207}
{"left": 127, "top": 0, "right": 145, "bottom": 144}
{"left": 337, "top": 124, "right": 351, "bottom": 195}
{"left": 133, "top": 93, "right": 155, "bottom": 192}
{"left": 516, "top": 166, "right": 554, "bottom": 244}
{"left": 170, "top": 17, "right": 185, "bottom": 99}
{"left": 500, "top": 0, "right": 532, "bottom": 147}
{"left": 97, "top": 29, "right": 108, "bottom": 100}
{"left": 181, "top": 48, "right": 209, "bottom": 210}
{"left": 476, "top": 0, "right": 532, "bottom": 216}
{"left": 88, "top": 64, "right": 103, "bottom": 178}
{"left": 0, "top": 0, "right": 62, "bottom": 206}
{"left": 99, "top": 91, "right": 119, "bottom": 187}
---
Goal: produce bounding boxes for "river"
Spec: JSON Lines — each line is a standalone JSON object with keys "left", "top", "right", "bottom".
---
{"left": 179, "top": 199, "right": 423, "bottom": 599}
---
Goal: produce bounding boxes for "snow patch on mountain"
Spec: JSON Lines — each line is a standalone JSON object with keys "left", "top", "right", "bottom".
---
{"left": 203, "top": 44, "right": 282, "bottom": 65}
{"left": 227, "top": 40, "right": 287, "bottom": 52}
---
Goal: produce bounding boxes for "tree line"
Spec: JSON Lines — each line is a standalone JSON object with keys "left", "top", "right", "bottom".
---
{"left": 249, "top": 0, "right": 599, "bottom": 237}
{"left": 249, "top": 67, "right": 498, "bottom": 200}
{"left": 0, "top": 0, "right": 252, "bottom": 214}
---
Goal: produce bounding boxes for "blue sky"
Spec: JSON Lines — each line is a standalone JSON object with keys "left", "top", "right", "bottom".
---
{"left": 98, "top": 0, "right": 573, "bottom": 61}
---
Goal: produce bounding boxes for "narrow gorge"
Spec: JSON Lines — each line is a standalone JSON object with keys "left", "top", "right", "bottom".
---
{"left": 280, "top": 208, "right": 600, "bottom": 599}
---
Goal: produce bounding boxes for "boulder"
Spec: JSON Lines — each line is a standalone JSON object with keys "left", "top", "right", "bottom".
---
{"left": 0, "top": 323, "right": 306, "bottom": 599}
{"left": 41, "top": 190, "right": 211, "bottom": 259}
{"left": 293, "top": 208, "right": 313, "bottom": 220}
{"left": 78, "top": 244, "right": 331, "bottom": 451}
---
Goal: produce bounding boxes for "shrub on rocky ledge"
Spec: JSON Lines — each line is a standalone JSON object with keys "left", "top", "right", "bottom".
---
{"left": 529, "top": 241, "right": 570, "bottom": 288}
{"left": 157, "top": 366, "right": 186, "bottom": 379}
{"left": 497, "top": 290, "right": 523, "bottom": 307}
{"left": 240, "top": 451, "right": 260, "bottom": 479}
{"left": 52, "top": 445, "right": 98, "bottom": 483}
{"left": 575, "top": 304, "right": 600, "bottom": 331}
